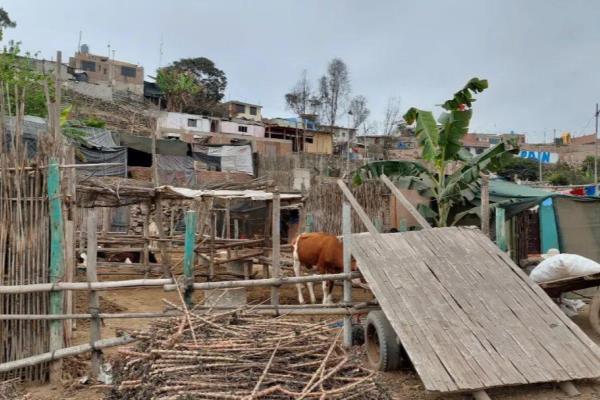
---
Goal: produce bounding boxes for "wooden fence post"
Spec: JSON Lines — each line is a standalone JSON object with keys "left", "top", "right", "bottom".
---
{"left": 183, "top": 210, "right": 198, "bottom": 307}
{"left": 380, "top": 174, "right": 432, "bottom": 229}
{"left": 495, "top": 207, "right": 507, "bottom": 251}
{"left": 342, "top": 201, "right": 353, "bottom": 348}
{"left": 48, "top": 159, "right": 65, "bottom": 382}
{"left": 209, "top": 210, "right": 216, "bottom": 280}
{"left": 86, "top": 209, "right": 102, "bottom": 378}
{"left": 64, "top": 147, "right": 76, "bottom": 345}
{"left": 271, "top": 190, "right": 281, "bottom": 312}
{"left": 142, "top": 202, "right": 150, "bottom": 273}
{"left": 481, "top": 173, "right": 490, "bottom": 237}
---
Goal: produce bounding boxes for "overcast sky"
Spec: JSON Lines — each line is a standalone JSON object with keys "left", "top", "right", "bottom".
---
{"left": 3, "top": 0, "right": 600, "bottom": 142}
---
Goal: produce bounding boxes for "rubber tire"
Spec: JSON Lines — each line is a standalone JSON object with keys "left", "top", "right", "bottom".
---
{"left": 351, "top": 323, "right": 365, "bottom": 346}
{"left": 589, "top": 294, "right": 600, "bottom": 335}
{"left": 364, "top": 310, "right": 401, "bottom": 371}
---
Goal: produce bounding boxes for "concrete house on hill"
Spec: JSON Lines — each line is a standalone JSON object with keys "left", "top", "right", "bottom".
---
{"left": 223, "top": 100, "right": 263, "bottom": 122}
{"left": 68, "top": 45, "right": 144, "bottom": 96}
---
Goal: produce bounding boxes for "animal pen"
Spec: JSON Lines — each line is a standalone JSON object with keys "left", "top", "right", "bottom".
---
{"left": 0, "top": 156, "right": 375, "bottom": 383}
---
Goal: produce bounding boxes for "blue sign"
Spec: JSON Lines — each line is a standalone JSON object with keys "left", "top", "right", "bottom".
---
{"left": 518, "top": 150, "right": 558, "bottom": 164}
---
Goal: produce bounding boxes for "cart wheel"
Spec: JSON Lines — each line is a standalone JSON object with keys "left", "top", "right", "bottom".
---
{"left": 364, "top": 310, "right": 402, "bottom": 371}
{"left": 589, "top": 294, "right": 600, "bottom": 335}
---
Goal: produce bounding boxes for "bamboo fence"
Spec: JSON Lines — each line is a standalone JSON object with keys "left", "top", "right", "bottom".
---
{"left": 304, "top": 179, "right": 390, "bottom": 235}
{"left": 0, "top": 147, "right": 51, "bottom": 382}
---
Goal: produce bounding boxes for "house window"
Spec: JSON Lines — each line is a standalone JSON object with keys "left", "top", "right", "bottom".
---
{"left": 187, "top": 119, "right": 197, "bottom": 128}
{"left": 121, "top": 66, "right": 137, "bottom": 78}
{"left": 476, "top": 148, "right": 484, "bottom": 155}
{"left": 234, "top": 104, "right": 245, "bottom": 114}
{"left": 81, "top": 60, "right": 96, "bottom": 72}
{"left": 249, "top": 106, "right": 257, "bottom": 116}
{"left": 238, "top": 125, "right": 248, "bottom": 133}
{"left": 305, "top": 137, "right": 314, "bottom": 144}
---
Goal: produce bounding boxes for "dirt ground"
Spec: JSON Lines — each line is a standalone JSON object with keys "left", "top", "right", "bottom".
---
{"left": 17, "top": 267, "right": 600, "bottom": 400}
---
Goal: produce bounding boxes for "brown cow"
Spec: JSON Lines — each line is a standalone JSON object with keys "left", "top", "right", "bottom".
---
{"left": 292, "top": 232, "right": 357, "bottom": 304}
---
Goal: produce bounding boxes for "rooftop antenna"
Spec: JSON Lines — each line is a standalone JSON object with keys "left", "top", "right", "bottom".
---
{"left": 107, "top": 42, "right": 111, "bottom": 58}
{"left": 77, "top": 30, "right": 82, "bottom": 53}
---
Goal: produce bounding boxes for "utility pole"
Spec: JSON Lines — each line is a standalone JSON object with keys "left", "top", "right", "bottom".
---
{"left": 595, "top": 103, "right": 599, "bottom": 194}
{"left": 538, "top": 131, "right": 545, "bottom": 183}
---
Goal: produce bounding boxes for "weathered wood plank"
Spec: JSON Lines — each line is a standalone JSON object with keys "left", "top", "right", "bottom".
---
{"left": 352, "top": 227, "right": 600, "bottom": 394}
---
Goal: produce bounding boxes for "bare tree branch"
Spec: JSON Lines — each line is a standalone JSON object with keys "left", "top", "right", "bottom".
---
{"left": 284, "top": 70, "right": 312, "bottom": 115}
{"left": 348, "top": 95, "right": 370, "bottom": 129}
{"left": 382, "top": 96, "right": 402, "bottom": 136}
{"left": 319, "top": 58, "right": 351, "bottom": 128}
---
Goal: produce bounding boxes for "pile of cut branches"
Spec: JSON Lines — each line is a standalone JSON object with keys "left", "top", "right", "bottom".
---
{"left": 108, "top": 310, "right": 385, "bottom": 399}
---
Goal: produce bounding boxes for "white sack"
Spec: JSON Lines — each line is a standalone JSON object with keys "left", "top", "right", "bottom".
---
{"left": 529, "top": 254, "right": 600, "bottom": 283}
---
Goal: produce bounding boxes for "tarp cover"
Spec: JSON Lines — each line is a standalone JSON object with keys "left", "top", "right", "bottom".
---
{"left": 553, "top": 196, "right": 600, "bottom": 261}
{"left": 3, "top": 116, "right": 46, "bottom": 156}
{"left": 76, "top": 127, "right": 127, "bottom": 177}
{"left": 192, "top": 144, "right": 254, "bottom": 175}
{"left": 156, "top": 154, "right": 196, "bottom": 186}
{"left": 158, "top": 186, "right": 301, "bottom": 201}
{"left": 116, "top": 132, "right": 189, "bottom": 156}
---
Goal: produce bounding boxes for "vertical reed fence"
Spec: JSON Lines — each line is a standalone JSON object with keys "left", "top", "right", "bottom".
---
{"left": 0, "top": 156, "right": 50, "bottom": 382}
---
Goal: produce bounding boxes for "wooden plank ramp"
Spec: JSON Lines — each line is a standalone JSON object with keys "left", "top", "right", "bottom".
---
{"left": 351, "top": 226, "right": 600, "bottom": 394}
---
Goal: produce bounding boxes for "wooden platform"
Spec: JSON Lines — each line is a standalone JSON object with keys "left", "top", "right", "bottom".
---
{"left": 351, "top": 227, "right": 600, "bottom": 393}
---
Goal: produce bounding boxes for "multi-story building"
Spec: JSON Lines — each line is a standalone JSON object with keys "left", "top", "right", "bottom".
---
{"left": 463, "top": 132, "right": 526, "bottom": 155}
{"left": 68, "top": 45, "right": 144, "bottom": 96}
{"left": 223, "top": 101, "right": 263, "bottom": 122}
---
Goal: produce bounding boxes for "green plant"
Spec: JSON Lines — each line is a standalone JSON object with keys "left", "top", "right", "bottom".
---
{"left": 352, "top": 78, "right": 517, "bottom": 227}
{"left": 545, "top": 161, "right": 590, "bottom": 185}
{"left": 156, "top": 68, "right": 201, "bottom": 112}
{"left": 60, "top": 105, "right": 88, "bottom": 143}
{"left": 548, "top": 172, "right": 569, "bottom": 186}
{"left": 0, "top": 41, "right": 53, "bottom": 117}
{"left": 0, "top": 8, "right": 16, "bottom": 42}
{"left": 492, "top": 156, "right": 539, "bottom": 181}
{"left": 83, "top": 116, "right": 106, "bottom": 128}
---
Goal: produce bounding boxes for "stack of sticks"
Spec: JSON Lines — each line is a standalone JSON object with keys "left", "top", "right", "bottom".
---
{"left": 108, "top": 308, "right": 385, "bottom": 399}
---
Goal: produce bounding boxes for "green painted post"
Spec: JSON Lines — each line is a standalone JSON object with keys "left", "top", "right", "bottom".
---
{"left": 305, "top": 213, "right": 313, "bottom": 233}
{"left": 495, "top": 207, "right": 507, "bottom": 251}
{"left": 183, "top": 210, "right": 198, "bottom": 306}
{"left": 48, "top": 158, "right": 65, "bottom": 377}
{"left": 399, "top": 218, "right": 407, "bottom": 232}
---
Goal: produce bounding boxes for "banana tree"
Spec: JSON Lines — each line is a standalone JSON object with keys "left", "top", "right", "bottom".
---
{"left": 352, "top": 78, "right": 517, "bottom": 227}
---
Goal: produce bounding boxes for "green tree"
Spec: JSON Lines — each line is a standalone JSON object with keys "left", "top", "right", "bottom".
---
{"left": 492, "top": 157, "right": 539, "bottom": 181}
{"left": 0, "top": 8, "right": 16, "bottom": 41}
{"left": 0, "top": 41, "right": 52, "bottom": 117}
{"left": 352, "top": 78, "right": 517, "bottom": 227}
{"left": 156, "top": 68, "right": 201, "bottom": 112}
{"left": 545, "top": 161, "right": 590, "bottom": 185}
{"left": 161, "top": 57, "right": 227, "bottom": 115}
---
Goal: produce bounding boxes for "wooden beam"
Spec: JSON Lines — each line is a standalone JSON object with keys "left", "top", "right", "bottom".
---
{"left": 165, "top": 272, "right": 361, "bottom": 291}
{"left": 86, "top": 209, "right": 102, "bottom": 378}
{"left": 480, "top": 173, "right": 490, "bottom": 236}
{"left": 271, "top": 190, "right": 281, "bottom": 311}
{"left": 336, "top": 180, "right": 380, "bottom": 238}
{"left": 183, "top": 210, "right": 198, "bottom": 306}
{"left": 495, "top": 207, "right": 507, "bottom": 251}
{"left": 342, "top": 201, "right": 353, "bottom": 348}
{"left": 47, "top": 159, "right": 65, "bottom": 382}
{"left": 0, "top": 335, "right": 135, "bottom": 374}
{"left": 380, "top": 174, "right": 432, "bottom": 229}
{"left": 472, "top": 390, "right": 492, "bottom": 400}
{"left": 559, "top": 381, "right": 580, "bottom": 397}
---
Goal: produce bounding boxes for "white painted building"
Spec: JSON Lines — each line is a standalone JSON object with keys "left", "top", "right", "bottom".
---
{"left": 156, "top": 111, "right": 212, "bottom": 138}
{"left": 218, "top": 119, "right": 265, "bottom": 138}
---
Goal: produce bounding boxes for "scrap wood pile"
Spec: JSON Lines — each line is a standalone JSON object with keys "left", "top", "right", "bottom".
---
{"left": 108, "top": 309, "right": 386, "bottom": 399}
